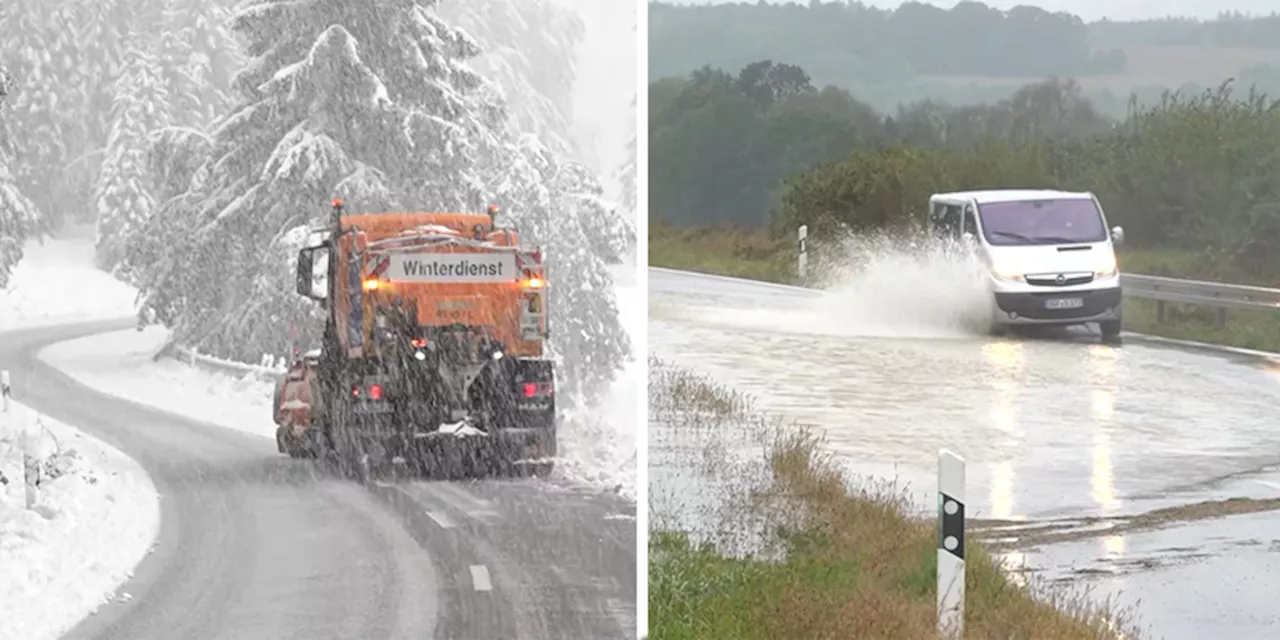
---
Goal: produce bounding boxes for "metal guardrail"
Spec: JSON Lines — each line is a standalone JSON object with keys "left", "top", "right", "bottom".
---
{"left": 171, "top": 345, "right": 285, "bottom": 382}
{"left": 1121, "top": 273, "right": 1280, "bottom": 326}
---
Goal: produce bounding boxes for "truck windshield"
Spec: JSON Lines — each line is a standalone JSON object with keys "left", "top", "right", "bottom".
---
{"left": 977, "top": 199, "right": 1107, "bottom": 246}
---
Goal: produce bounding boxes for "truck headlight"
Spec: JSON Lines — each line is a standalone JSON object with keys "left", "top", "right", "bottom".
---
{"left": 1095, "top": 253, "right": 1118, "bottom": 278}
{"left": 990, "top": 260, "right": 1022, "bottom": 281}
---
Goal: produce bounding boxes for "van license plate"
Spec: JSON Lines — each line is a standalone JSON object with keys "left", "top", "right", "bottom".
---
{"left": 1045, "top": 298, "right": 1084, "bottom": 309}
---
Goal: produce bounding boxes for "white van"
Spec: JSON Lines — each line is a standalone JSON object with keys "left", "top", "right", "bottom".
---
{"left": 928, "top": 189, "right": 1125, "bottom": 342}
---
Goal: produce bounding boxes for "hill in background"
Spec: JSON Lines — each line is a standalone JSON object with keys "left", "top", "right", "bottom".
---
{"left": 649, "top": 1, "right": 1280, "bottom": 116}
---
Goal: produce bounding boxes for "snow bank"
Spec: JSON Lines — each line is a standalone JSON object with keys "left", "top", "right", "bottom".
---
{"left": 0, "top": 401, "right": 159, "bottom": 640}
{"left": 40, "top": 326, "right": 279, "bottom": 442}
{"left": 0, "top": 230, "right": 137, "bottom": 330}
{"left": 0, "top": 232, "right": 159, "bottom": 638}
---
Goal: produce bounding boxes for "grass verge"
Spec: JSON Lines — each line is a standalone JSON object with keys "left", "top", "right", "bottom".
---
{"left": 650, "top": 223, "right": 1280, "bottom": 352}
{"left": 647, "top": 358, "right": 1142, "bottom": 640}
{"left": 1118, "top": 248, "right": 1280, "bottom": 352}
{"left": 650, "top": 221, "right": 796, "bottom": 284}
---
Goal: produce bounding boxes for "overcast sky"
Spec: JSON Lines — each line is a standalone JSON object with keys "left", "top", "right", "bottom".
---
{"left": 664, "top": 1, "right": 1279, "bottom": 22}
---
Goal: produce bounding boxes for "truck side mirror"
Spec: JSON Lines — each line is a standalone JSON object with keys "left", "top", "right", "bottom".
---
{"left": 1110, "top": 226, "right": 1125, "bottom": 246}
{"left": 296, "top": 246, "right": 329, "bottom": 300}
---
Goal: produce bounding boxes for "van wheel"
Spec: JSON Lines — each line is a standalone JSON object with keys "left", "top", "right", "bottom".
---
{"left": 1099, "top": 319, "right": 1122, "bottom": 344}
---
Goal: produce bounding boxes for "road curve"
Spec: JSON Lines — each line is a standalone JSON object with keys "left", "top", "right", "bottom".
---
{"left": 2, "top": 320, "right": 635, "bottom": 640}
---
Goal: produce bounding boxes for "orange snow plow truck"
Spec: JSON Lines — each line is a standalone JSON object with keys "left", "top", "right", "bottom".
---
{"left": 283, "top": 199, "right": 555, "bottom": 479}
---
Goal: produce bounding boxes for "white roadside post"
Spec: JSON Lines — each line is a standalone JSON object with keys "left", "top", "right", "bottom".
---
{"left": 937, "top": 448, "right": 966, "bottom": 639}
{"left": 1, "top": 370, "right": 36, "bottom": 509}
{"left": 797, "top": 224, "right": 808, "bottom": 285}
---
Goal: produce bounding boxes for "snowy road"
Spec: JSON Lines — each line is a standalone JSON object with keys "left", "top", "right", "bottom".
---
{"left": 650, "top": 267, "right": 1280, "bottom": 639}
{"left": 2, "top": 320, "right": 635, "bottom": 640}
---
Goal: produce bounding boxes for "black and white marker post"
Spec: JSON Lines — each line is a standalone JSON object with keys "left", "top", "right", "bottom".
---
{"left": 2, "top": 370, "right": 38, "bottom": 509}
{"left": 797, "top": 224, "right": 808, "bottom": 285}
{"left": 937, "top": 448, "right": 966, "bottom": 638}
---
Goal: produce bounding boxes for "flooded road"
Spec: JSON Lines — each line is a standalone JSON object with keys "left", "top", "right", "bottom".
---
{"left": 650, "top": 267, "right": 1280, "bottom": 639}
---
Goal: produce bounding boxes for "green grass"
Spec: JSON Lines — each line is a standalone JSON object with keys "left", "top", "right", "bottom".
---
{"left": 1120, "top": 248, "right": 1280, "bottom": 352}
{"left": 648, "top": 360, "right": 1140, "bottom": 640}
{"left": 649, "top": 221, "right": 796, "bottom": 284}
{"left": 1123, "top": 297, "right": 1280, "bottom": 352}
{"left": 650, "top": 222, "right": 1280, "bottom": 352}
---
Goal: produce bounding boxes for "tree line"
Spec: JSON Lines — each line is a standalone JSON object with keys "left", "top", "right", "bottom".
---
{"left": 650, "top": 2, "right": 1123, "bottom": 88}
{"left": 651, "top": 61, "right": 1113, "bottom": 228}
{"left": 1090, "top": 13, "right": 1280, "bottom": 49}
{"left": 649, "top": 2, "right": 1280, "bottom": 118}
{"left": 1, "top": 0, "right": 635, "bottom": 404}
{"left": 653, "top": 58, "right": 1280, "bottom": 280}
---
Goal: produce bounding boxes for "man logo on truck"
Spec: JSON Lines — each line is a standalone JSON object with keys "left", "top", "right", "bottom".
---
{"left": 402, "top": 259, "right": 505, "bottom": 278}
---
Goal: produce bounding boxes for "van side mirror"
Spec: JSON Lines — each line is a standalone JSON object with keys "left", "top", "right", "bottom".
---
{"left": 296, "top": 245, "right": 329, "bottom": 300}
{"left": 1110, "top": 226, "right": 1125, "bottom": 246}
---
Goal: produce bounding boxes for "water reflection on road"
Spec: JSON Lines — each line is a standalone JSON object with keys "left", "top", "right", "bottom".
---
{"left": 649, "top": 268, "right": 1280, "bottom": 639}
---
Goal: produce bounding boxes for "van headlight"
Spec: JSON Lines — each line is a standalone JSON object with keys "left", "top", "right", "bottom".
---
{"left": 990, "top": 259, "right": 1022, "bottom": 281}
{"left": 1095, "top": 253, "right": 1118, "bottom": 278}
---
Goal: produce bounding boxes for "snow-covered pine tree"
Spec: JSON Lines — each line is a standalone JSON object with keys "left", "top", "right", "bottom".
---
{"left": 615, "top": 94, "right": 637, "bottom": 219}
{"left": 441, "top": 0, "right": 634, "bottom": 261}
{"left": 157, "top": 0, "right": 241, "bottom": 129}
{"left": 0, "top": 62, "right": 40, "bottom": 288}
{"left": 153, "top": 11, "right": 208, "bottom": 128}
{"left": 558, "top": 159, "right": 633, "bottom": 265}
{"left": 131, "top": 0, "right": 633, "bottom": 401}
{"left": 95, "top": 44, "right": 172, "bottom": 276}
{"left": 0, "top": 0, "right": 74, "bottom": 228}
{"left": 118, "top": 125, "right": 213, "bottom": 312}
{"left": 435, "top": 0, "right": 584, "bottom": 156}
{"left": 68, "top": 0, "right": 146, "bottom": 146}
{"left": 59, "top": 0, "right": 153, "bottom": 226}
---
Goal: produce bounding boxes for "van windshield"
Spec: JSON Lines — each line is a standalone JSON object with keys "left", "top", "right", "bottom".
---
{"left": 977, "top": 199, "right": 1107, "bottom": 246}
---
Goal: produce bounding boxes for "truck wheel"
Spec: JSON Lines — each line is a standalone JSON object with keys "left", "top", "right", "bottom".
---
{"left": 515, "top": 425, "right": 556, "bottom": 479}
{"left": 534, "top": 426, "right": 557, "bottom": 477}
{"left": 328, "top": 425, "right": 365, "bottom": 481}
{"left": 300, "top": 427, "right": 324, "bottom": 459}
{"left": 277, "top": 428, "right": 305, "bottom": 458}
{"left": 1100, "top": 319, "right": 1122, "bottom": 344}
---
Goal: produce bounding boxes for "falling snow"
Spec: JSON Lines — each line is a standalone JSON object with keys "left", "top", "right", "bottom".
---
{"left": 0, "top": 0, "right": 637, "bottom": 635}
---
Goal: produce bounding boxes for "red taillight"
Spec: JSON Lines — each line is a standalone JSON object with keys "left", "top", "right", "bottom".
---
{"left": 369, "top": 384, "right": 383, "bottom": 400}
{"left": 411, "top": 338, "right": 427, "bottom": 348}
{"left": 522, "top": 382, "right": 553, "bottom": 398}
{"left": 351, "top": 386, "right": 360, "bottom": 397}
